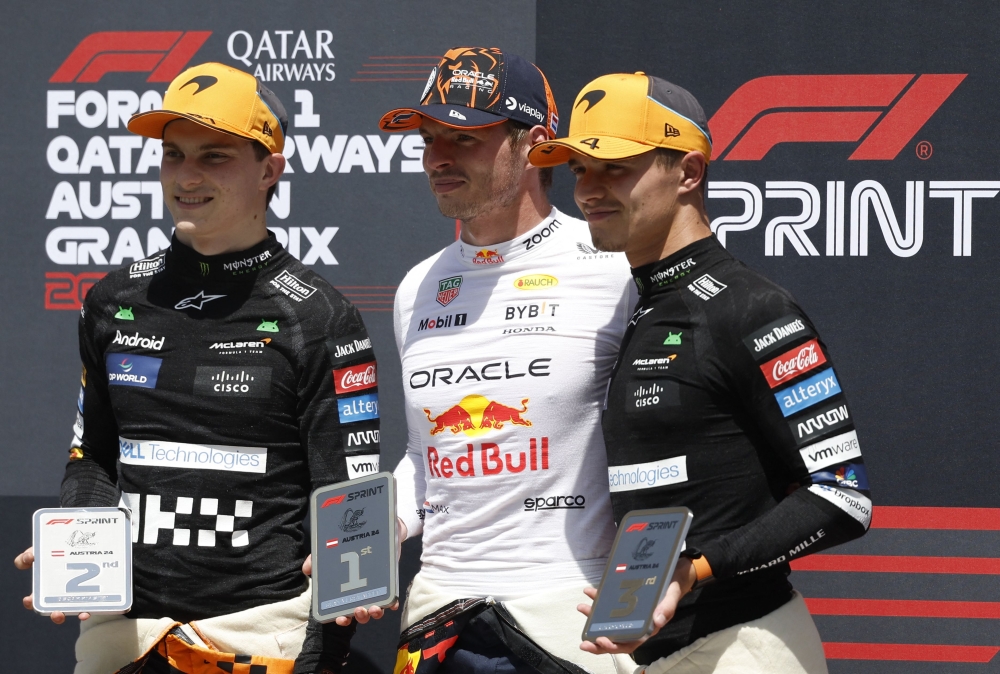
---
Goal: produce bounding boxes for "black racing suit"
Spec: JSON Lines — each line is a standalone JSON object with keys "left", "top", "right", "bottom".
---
{"left": 602, "top": 236, "right": 870, "bottom": 664}
{"left": 62, "top": 233, "right": 380, "bottom": 673}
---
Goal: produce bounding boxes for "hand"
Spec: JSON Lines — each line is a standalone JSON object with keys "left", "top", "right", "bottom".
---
{"left": 302, "top": 517, "right": 408, "bottom": 626}
{"left": 14, "top": 546, "right": 91, "bottom": 624}
{"left": 578, "top": 558, "right": 696, "bottom": 655}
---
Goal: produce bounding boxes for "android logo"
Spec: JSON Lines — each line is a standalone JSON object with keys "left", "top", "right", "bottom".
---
{"left": 257, "top": 320, "right": 279, "bottom": 333}
{"left": 663, "top": 331, "right": 682, "bottom": 345}
{"left": 114, "top": 306, "right": 134, "bottom": 321}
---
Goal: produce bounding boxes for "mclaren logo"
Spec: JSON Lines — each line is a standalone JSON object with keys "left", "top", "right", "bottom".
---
{"left": 576, "top": 89, "right": 606, "bottom": 113}
{"left": 179, "top": 75, "right": 218, "bottom": 95}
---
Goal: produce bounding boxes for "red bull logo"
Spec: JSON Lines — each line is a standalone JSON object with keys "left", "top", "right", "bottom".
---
{"left": 472, "top": 249, "right": 504, "bottom": 265}
{"left": 427, "top": 437, "right": 549, "bottom": 479}
{"left": 424, "top": 395, "right": 531, "bottom": 436}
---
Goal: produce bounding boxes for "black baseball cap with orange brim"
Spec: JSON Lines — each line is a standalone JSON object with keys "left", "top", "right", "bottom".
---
{"left": 379, "top": 47, "right": 559, "bottom": 138}
{"left": 528, "top": 72, "right": 712, "bottom": 167}
{"left": 127, "top": 62, "right": 288, "bottom": 154}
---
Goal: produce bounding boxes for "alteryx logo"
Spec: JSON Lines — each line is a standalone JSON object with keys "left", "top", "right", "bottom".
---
{"left": 774, "top": 368, "right": 841, "bottom": 417}
{"left": 106, "top": 352, "right": 161, "bottom": 388}
{"left": 338, "top": 393, "right": 379, "bottom": 424}
{"left": 709, "top": 74, "right": 965, "bottom": 161}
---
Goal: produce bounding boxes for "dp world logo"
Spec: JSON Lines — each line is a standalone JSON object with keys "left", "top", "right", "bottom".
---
{"left": 106, "top": 353, "right": 161, "bottom": 388}
{"left": 118, "top": 358, "right": 133, "bottom": 373}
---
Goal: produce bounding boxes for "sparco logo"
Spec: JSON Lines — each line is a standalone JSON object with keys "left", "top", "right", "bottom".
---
{"left": 523, "top": 494, "right": 585, "bottom": 511}
{"left": 761, "top": 339, "right": 827, "bottom": 388}
{"left": 708, "top": 74, "right": 965, "bottom": 161}
{"left": 112, "top": 330, "right": 164, "bottom": 351}
{"left": 223, "top": 249, "right": 272, "bottom": 273}
{"left": 51, "top": 31, "right": 211, "bottom": 83}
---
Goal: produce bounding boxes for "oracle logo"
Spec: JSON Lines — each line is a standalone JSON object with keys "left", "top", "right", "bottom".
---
{"left": 333, "top": 361, "right": 377, "bottom": 394}
{"left": 708, "top": 74, "right": 965, "bottom": 161}
{"left": 761, "top": 339, "right": 827, "bottom": 388}
{"left": 51, "top": 31, "right": 211, "bottom": 83}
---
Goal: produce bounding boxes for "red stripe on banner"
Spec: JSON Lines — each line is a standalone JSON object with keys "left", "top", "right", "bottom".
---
{"left": 823, "top": 642, "right": 1000, "bottom": 663}
{"left": 350, "top": 78, "right": 428, "bottom": 82}
{"left": 791, "top": 554, "right": 1000, "bottom": 574}
{"left": 806, "top": 598, "right": 1000, "bottom": 619}
{"left": 872, "top": 506, "right": 1000, "bottom": 530}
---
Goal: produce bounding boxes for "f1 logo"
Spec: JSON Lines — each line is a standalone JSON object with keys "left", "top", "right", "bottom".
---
{"left": 709, "top": 74, "right": 966, "bottom": 160}
{"left": 50, "top": 31, "right": 211, "bottom": 84}
{"left": 321, "top": 495, "right": 347, "bottom": 508}
{"left": 45, "top": 519, "right": 74, "bottom": 525}
{"left": 625, "top": 522, "right": 648, "bottom": 532}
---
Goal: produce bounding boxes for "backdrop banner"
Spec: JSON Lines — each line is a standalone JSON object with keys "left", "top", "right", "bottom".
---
{"left": 2, "top": 1, "right": 998, "bottom": 672}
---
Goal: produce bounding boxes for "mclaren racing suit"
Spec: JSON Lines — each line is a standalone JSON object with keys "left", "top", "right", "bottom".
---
{"left": 392, "top": 208, "right": 635, "bottom": 671}
{"left": 62, "top": 233, "right": 379, "bottom": 673}
{"left": 602, "top": 235, "right": 871, "bottom": 665}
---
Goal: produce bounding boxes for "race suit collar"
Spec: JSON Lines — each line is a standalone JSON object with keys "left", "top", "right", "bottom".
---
{"left": 631, "top": 235, "right": 729, "bottom": 296}
{"left": 455, "top": 207, "right": 563, "bottom": 268}
{"left": 166, "top": 232, "right": 286, "bottom": 285}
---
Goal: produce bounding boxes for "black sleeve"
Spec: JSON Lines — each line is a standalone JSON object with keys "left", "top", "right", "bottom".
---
{"left": 696, "top": 291, "right": 871, "bottom": 580}
{"left": 61, "top": 295, "right": 120, "bottom": 508}
{"left": 294, "top": 296, "right": 379, "bottom": 674}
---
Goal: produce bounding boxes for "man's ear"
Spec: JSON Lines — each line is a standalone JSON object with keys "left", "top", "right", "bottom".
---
{"left": 677, "top": 151, "right": 707, "bottom": 195}
{"left": 262, "top": 153, "right": 286, "bottom": 192}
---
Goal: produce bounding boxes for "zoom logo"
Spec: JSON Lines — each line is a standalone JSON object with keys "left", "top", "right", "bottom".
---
{"left": 524, "top": 494, "right": 585, "bottom": 511}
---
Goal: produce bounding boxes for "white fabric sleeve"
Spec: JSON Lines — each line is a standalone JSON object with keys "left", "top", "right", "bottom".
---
{"left": 393, "top": 281, "right": 425, "bottom": 539}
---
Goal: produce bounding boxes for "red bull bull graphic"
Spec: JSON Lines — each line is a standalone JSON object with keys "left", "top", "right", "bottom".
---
{"left": 424, "top": 395, "right": 531, "bottom": 436}
{"left": 472, "top": 249, "right": 504, "bottom": 265}
{"left": 427, "top": 437, "right": 549, "bottom": 478}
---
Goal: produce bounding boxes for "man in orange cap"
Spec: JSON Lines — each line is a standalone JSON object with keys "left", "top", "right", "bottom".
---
{"left": 15, "top": 62, "right": 379, "bottom": 674}
{"left": 529, "top": 74, "right": 871, "bottom": 673}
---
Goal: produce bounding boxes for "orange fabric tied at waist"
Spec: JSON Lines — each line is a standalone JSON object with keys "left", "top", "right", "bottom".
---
{"left": 117, "top": 630, "right": 296, "bottom": 674}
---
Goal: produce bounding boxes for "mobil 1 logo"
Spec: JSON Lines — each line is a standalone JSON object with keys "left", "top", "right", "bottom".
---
{"left": 33, "top": 507, "right": 132, "bottom": 615}
{"left": 310, "top": 473, "right": 398, "bottom": 622}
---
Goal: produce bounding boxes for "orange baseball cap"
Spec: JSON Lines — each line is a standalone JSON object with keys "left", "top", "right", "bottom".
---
{"left": 528, "top": 72, "right": 712, "bottom": 167}
{"left": 127, "top": 62, "right": 287, "bottom": 153}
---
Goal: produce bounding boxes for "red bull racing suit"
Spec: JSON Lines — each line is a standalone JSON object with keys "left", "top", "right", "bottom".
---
{"left": 62, "top": 233, "right": 378, "bottom": 673}
{"left": 601, "top": 235, "right": 871, "bottom": 665}
{"left": 392, "top": 208, "right": 635, "bottom": 671}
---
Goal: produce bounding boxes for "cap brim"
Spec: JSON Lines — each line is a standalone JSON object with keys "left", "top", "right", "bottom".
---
{"left": 127, "top": 110, "right": 258, "bottom": 145}
{"left": 379, "top": 104, "right": 508, "bottom": 132}
{"left": 528, "top": 135, "right": 656, "bottom": 167}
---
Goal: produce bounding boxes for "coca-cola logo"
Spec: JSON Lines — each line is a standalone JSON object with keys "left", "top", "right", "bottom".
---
{"left": 761, "top": 339, "right": 827, "bottom": 388}
{"left": 333, "top": 361, "right": 377, "bottom": 394}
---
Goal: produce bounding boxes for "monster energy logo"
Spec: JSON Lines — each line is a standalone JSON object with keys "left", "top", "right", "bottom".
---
{"left": 199, "top": 262, "right": 210, "bottom": 276}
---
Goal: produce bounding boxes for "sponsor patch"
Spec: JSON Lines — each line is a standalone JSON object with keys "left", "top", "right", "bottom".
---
{"left": 799, "top": 430, "right": 862, "bottom": 472}
{"left": 193, "top": 366, "right": 272, "bottom": 398}
{"left": 808, "top": 484, "right": 872, "bottom": 528}
{"left": 118, "top": 437, "right": 267, "bottom": 474}
{"left": 106, "top": 353, "right": 161, "bottom": 388}
{"left": 342, "top": 425, "right": 379, "bottom": 452}
{"left": 628, "top": 381, "right": 680, "bottom": 409}
{"left": 631, "top": 355, "right": 676, "bottom": 372}
{"left": 128, "top": 255, "right": 165, "bottom": 278}
{"left": 111, "top": 330, "right": 165, "bottom": 352}
{"left": 789, "top": 399, "right": 852, "bottom": 446}
{"left": 334, "top": 361, "right": 377, "bottom": 394}
{"left": 743, "top": 314, "right": 814, "bottom": 361}
{"left": 270, "top": 269, "right": 317, "bottom": 302}
{"left": 513, "top": 274, "right": 558, "bottom": 290}
{"left": 338, "top": 393, "right": 379, "bottom": 424}
{"left": 687, "top": 274, "right": 727, "bottom": 300}
{"left": 608, "top": 456, "right": 687, "bottom": 492}
{"left": 346, "top": 454, "right": 380, "bottom": 479}
{"left": 417, "top": 313, "right": 468, "bottom": 331}
{"left": 327, "top": 331, "right": 374, "bottom": 364}
{"left": 436, "top": 276, "right": 462, "bottom": 306}
{"left": 760, "top": 339, "right": 827, "bottom": 388}
{"left": 810, "top": 462, "right": 869, "bottom": 490}
{"left": 774, "top": 368, "right": 841, "bottom": 417}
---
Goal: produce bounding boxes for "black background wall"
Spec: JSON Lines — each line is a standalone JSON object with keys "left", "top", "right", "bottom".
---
{"left": 2, "top": 1, "right": 999, "bottom": 671}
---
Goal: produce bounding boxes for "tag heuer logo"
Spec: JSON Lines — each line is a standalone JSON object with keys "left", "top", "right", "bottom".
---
{"left": 436, "top": 276, "right": 462, "bottom": 306}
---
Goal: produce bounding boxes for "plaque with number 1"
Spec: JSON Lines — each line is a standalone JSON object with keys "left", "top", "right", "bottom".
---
{"left": 310, "top": 473, "right": 398, "bottom": 622}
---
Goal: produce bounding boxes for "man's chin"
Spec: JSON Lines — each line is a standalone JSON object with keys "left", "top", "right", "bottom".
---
{"left": 589, "top": 229, "right": 626, "bottom": 253}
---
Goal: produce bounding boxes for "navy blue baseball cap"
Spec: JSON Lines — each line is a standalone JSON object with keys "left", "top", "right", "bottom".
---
{"left": 379, "top": 47, "right": 559, "bottom": 138}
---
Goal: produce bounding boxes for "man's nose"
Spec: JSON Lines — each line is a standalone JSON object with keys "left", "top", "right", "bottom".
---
{"left": 422, "top": 138, "right": 454, "bottom": 173}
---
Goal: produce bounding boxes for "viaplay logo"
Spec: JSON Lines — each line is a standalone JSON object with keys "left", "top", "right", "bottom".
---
{"left": 50, "top": 31, "right": 211, "bottom": 83}
{"left": 705, "top": 74, "right": 1000, "bottom": 259}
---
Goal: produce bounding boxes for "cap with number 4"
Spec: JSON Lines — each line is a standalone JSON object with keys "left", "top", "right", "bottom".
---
{"left": 528, "top": 72, "right": 712, "bottom": 167}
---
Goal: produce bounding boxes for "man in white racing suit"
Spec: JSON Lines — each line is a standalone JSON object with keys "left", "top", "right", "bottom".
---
{"left": 375, "top": 47, "right": 636, "bottom": 673}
